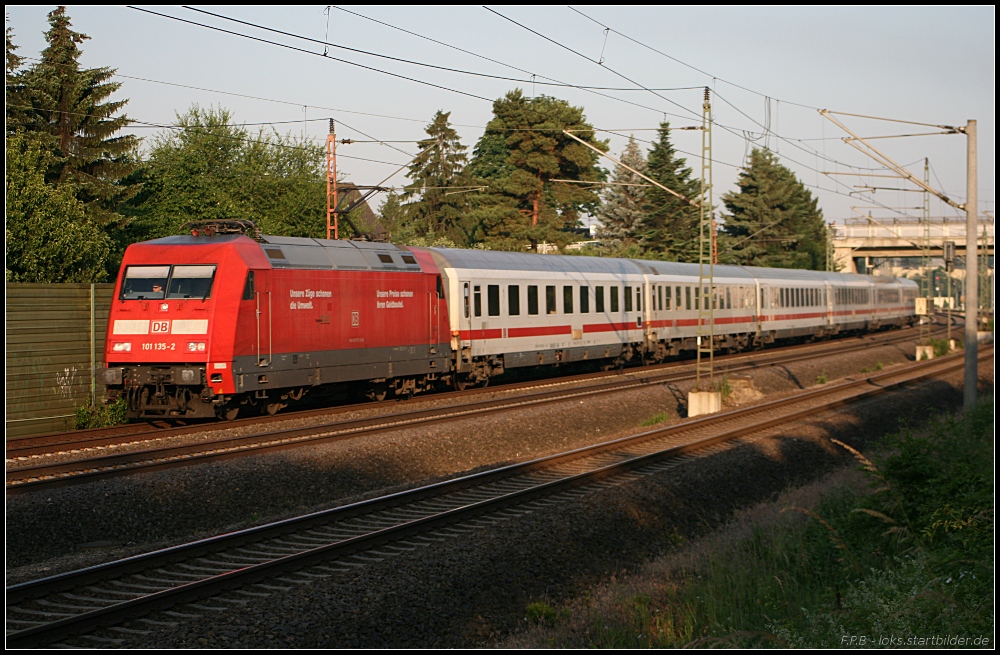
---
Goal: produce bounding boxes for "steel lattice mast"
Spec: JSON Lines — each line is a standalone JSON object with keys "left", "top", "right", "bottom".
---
{"left": 695, "top": 88, "right": 715, "bottom": 390}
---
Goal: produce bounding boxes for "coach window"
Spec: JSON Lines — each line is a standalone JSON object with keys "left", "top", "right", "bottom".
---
{"left": 635, "top": 287, "right": 641, "bottom": 312}
{"left": 611, "top": 286, "right": 620, "bottom": 312}
{"left": 664, "top": 285, "right": 672, "bottom": 310}
{"left": 242, "top": 270, "right": 255, "bottom": 300}
{"left": 528, "top": 285, "right": 539, "bottom": 315}
{"left": 685, "top": 286, "right": 691, "bottom": 311}
{"left": 508, "top": 285, "right": 520, "bottom": 316}
{"left": 580, "top": 286, "right": 589, "bottom": 313}
{"left": 546, "top": 285, "right": 557, "bottom": 315}
{"left": 624, "top": 286, "right": 633, "bottom": 312}
{"left": 563, "top": 286, "right": 574, "bottom": 314}
{"left": 463, "top": 282, "right": 470, "bottom": 318}
{"left": 487, "top": 285, "right": 500, "bottom": 317}
{"left": 474, "top": 285, "right": 482, "bottom": 317}
{"left": 595, "top": 286, "right": 605, "bottom": 312}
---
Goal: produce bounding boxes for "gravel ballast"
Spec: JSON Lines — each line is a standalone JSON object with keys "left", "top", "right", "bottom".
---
{"left": 6, "top": 333, "right": 989, "bottom": 649}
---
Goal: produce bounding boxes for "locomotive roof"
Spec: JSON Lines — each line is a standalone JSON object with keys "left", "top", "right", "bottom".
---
{"left": 144, "top": 235, "right": 422, "bottom": 272}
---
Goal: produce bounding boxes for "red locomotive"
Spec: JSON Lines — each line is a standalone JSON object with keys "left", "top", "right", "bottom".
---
{"left": 98, "top": 220, "right": 917, "bottom": 419}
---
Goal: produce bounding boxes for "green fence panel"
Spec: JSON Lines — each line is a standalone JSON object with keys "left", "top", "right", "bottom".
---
{"left": 6, "top": 283, "right": 115, "bottom": 439}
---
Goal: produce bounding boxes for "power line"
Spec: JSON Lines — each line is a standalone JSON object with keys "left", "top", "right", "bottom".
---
{"left": 186, "top": 6, "right": 699, "bottom": 93}
{"left": 567, "top": 6, "right": 820, "bottom": 111}
{"left": 483, "top": 6, "right": 701, "bottom": 122}
{"left": 126, "top": 6, "right": 494, "bottom": 102}
{"left": 480, "top": 7, "right": 923, "bottom": 220}
{"left": 7, "top": 102, "right": 410, "bottom": 166}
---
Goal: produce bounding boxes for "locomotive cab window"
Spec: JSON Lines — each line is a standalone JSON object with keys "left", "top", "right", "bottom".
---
{"left": 168, "top": 265, "right": 216, "bottom": 300}
{"left": 120, "top": 265, "right": 170, "bottom": 300}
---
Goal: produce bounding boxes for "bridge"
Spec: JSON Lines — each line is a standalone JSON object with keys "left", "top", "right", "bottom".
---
{"left": 830, "top": 215, "right": 994, "bottom": 274}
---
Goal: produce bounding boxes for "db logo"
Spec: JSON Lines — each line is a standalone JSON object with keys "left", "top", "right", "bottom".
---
{"left": 351, "top": 311, "right": 360, "bottom": 327}
{"left": 152, "top": 320, "right": 171, "bottom": 333}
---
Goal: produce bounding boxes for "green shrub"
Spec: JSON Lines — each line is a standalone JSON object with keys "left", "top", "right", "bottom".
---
{"left": 641, "top": 412, "right": 670, "bottom": 427}
{"left": 74, "top": 396, "right": 128, "bottom": 429}
{"left": 526, "top": 601, "right": 565, "bottom": 626}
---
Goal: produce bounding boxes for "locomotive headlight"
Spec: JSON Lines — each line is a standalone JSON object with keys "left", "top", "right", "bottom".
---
{"left": 112, "top": 342, "right": 132, "bottom": 352}
{"left": 187, "top": 342, "right": 206, "bottom": 352}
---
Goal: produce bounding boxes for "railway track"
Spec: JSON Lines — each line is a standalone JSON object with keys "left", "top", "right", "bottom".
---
{"left": 6, "top": 326, "right": 934, "bottom": 493}
{"left": 6, "top": 347, "right": 988, "bottom": 647}
{"left": 7, "top": 325, "right": 938, "bottom": 459}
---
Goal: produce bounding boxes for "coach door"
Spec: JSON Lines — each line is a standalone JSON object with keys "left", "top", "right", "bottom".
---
{"left": 825, "top": 283, "right": 835, "bottom": 327}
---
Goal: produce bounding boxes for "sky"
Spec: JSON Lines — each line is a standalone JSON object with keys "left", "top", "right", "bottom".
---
{"left": 6, "top": 5, "right": 995, "bottom": 231}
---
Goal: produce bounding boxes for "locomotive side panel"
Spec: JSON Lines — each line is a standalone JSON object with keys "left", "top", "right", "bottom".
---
{"left": 229, "top": 267, "right": 449, "bottom": 395}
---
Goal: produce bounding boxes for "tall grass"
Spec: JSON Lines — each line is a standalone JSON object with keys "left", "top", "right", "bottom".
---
{"left": 555, "top": 399, "right": 994, "bottom": 648}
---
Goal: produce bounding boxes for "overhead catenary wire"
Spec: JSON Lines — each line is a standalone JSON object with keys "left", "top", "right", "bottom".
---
{"left": 126, "top": 6, "right": 495, "bottom": 102}
{"left": 6, "top": 102, "right": 410, "bottom": 166}
{"left": 480, "top": 8, "right": 926, "bottom": 222}
{"left": 184, "top": 5, "right": 701, "bottom": 94}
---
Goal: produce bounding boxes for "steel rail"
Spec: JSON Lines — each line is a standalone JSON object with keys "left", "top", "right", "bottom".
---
{"left": 6, "top": 347, "right": 986, "bottom": 647}
{"left": 7, "top": 325, "right": 935, "bottom": 457}
{"left": 6, "top": 327, "right": 935, "bottom": 493}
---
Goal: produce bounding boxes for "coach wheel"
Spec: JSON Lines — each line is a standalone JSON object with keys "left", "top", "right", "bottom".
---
{"left": 453, "top": 375, "right": 469, "bottom": 392}
{"left": 264, "top": 402, "right": 287, "bottom": 416}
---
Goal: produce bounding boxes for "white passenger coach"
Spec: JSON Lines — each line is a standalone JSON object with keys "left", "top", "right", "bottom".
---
{"left": 417, "top": 247, "right": 918, "bottom": 386}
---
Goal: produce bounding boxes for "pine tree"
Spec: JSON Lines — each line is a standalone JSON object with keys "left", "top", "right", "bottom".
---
{"left": 719, "top": 148, "right": 828, "bottom": 270}
{"left": 641, "top": 122, "right": 700, "bottom": 261}
{"left": 596, "top": 135, "right": 647, "bottom": 246}
{"left": 466, "top": 89, "right": 606, "bottom": 250}
{"left": 6, "top": 20, "right": 28, "bottom": 134}
{"left": 400, "top": 110, "right": 471, "bottom": 244}
{"left": 18, "top": 7, "right": 139, "bottom": 216}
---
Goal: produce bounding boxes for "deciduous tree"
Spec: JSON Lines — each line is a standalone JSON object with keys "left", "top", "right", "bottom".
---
{"left": 5, "top": 134, "right": 111, "bottom": 282}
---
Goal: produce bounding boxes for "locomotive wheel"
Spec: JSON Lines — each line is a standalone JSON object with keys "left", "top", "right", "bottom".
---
{"left": 453, "top": 376, "right": 468, "bottom": 392}
{"left": 370, "top": 383, "right": 388, "bottom": 402}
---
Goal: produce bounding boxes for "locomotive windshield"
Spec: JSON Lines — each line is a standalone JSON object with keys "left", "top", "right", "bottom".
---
{"left": 120, "top": 265, "right": 169, "bottom": 299}
{"left": 120, "top": 265, "right": 216, "bottom": 300}
{"left": 167, "top": 265, "right": 216, "bottom": 299}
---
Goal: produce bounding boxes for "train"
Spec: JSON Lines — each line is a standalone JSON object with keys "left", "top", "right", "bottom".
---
{"left": 97, "top": 220, "right": 919, "bottom": 419}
